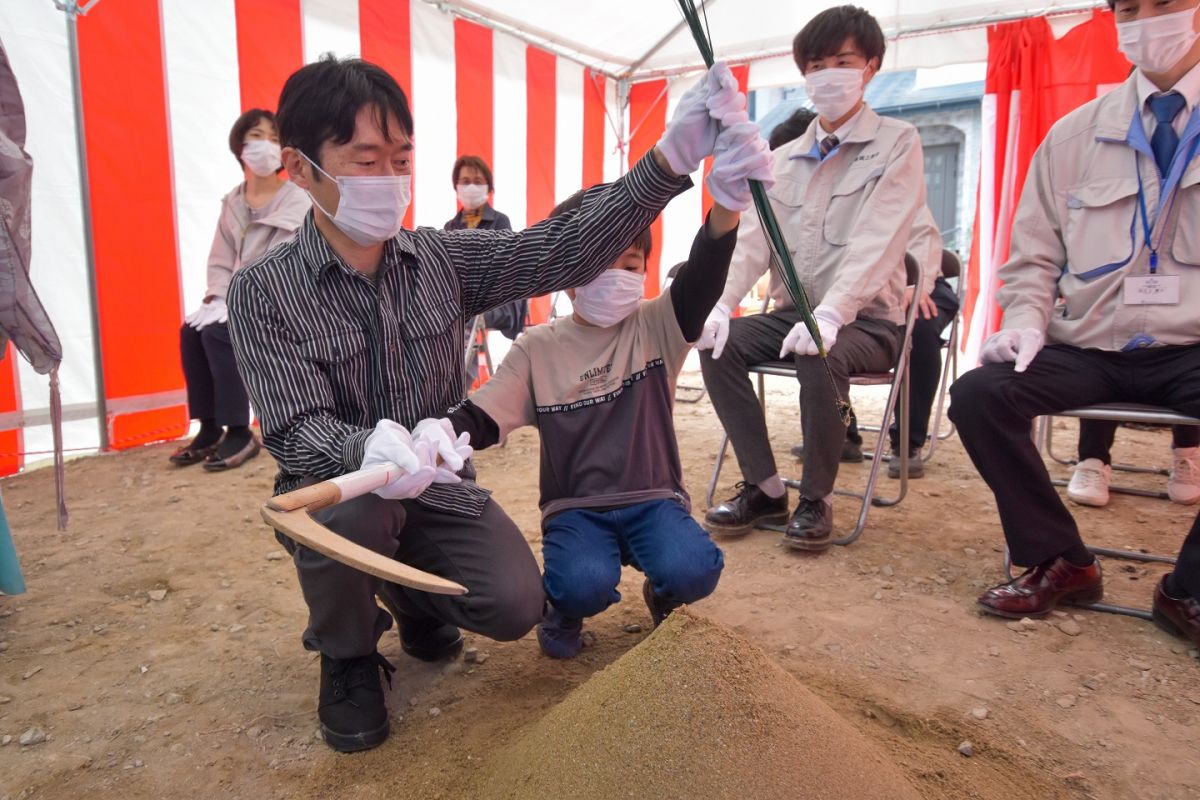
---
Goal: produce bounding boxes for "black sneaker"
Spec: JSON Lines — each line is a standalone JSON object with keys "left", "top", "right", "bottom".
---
{"left": 642, "top": 578, "right": 681, "bottom": 628}
{"left": 703, "top": 481, "right": 788, "bottom": 535}
{"left": 376, "top": 590, "right": 465, "bottom": 662}
{"left": 790, "top": 439, "right": 865, "bottom": 464}
{"left": 318, "top": 651, "right": 395, "bottom": 752}
{"left": 887, "top": 448, "right": 925, "bottom": 479}
{"left": 782, "top": 497, "right": 833, "bottom": 552}
{"left": 399, "top": 613, "right": 464, "bottom": 662}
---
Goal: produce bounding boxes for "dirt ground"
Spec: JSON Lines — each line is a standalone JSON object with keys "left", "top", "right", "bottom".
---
{"left": 0, "top": 373, "right": 1198, "bottom": 800}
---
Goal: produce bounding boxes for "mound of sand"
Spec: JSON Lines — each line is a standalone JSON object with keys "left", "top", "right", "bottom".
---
{"left": 477, "top": 609, "right": 923, "bottom": 800}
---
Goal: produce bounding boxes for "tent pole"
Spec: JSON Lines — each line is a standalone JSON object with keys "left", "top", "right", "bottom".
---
{"left": 623, "top": 0, "right": 721, "bottom": 78}
{"left": 617, "top": 78, "right": 631, "bottom": 177}
{"left": 64, "top": 11, "right": 109, "bottom": 451}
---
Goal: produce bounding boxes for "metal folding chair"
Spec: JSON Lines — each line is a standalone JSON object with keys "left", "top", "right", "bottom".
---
{"left": 705, "top": 255, "right": 923, "bottom": 546}
{"left": 1038, "top": 404, "right": 1197, "bottom": 500}
{"left": 1008, "top": 403, "right": 1200, "bottom": 620}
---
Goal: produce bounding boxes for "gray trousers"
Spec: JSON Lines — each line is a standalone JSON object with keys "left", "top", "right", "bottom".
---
{"left": 700, "top": 310, "right": 901, "bottom": 501}
{"left": 277, "top": 482, "right": 545, "bottom": 659}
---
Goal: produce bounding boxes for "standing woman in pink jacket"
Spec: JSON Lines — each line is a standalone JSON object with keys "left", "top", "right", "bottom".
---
{"left": 170, "top": 109, "right": 310, "bottom": 470}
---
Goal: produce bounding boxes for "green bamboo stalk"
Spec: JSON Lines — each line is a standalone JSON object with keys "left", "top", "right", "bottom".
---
{"left": 676, "top": 0, "right": 850, "bottom": 423}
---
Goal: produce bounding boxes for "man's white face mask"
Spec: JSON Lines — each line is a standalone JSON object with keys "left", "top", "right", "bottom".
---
{"left": 803, "top": 67, "right": 867, "bottom": 123}
{"left": 300, "top": 151, "right": 411, "bottom": 246}
{"left": 1117, "top": 5, "right": 1200, "bottom": 75}
{"left": 572, "top": 269, "right": 646, "bottom": 327}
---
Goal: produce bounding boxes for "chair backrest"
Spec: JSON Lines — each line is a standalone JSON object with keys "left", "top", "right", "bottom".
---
{"left": 904, "top": 252, "right": 919, "bottom": 286}
{"left": 940, "top": 249, "right": 962, "bottom": 280}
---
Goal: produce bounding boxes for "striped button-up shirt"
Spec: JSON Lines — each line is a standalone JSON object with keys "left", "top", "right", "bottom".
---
{"left": 227, "top": 153, "right": 688, "bottom": 518}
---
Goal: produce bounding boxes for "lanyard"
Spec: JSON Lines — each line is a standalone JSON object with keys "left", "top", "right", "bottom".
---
{"left": 1134, "top": 157, "right": 1182, "bottom": 275}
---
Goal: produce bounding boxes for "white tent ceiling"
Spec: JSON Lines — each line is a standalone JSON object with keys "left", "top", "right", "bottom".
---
{"left": 433, "top": 0, "right": 1107, "bottom": 82}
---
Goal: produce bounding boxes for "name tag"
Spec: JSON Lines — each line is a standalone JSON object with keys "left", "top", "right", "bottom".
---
{"left": 1123, "top": 275, "right": 1180, "bottom": 305}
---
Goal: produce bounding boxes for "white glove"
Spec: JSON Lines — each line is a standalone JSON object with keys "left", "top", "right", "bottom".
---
{"left": 185, "top": 298, "right": 228, "bottom": 331}
{"left": 780, "top": 306, "right": 844, "bottom": 358}
{"left": 412, "top": 417, "right": 473, "bottom": 485}
{"left": 656, "top": 61, "right": 741, "bottom": 176}
{"left": 706, "top": 117, "right": 774, "bottom": 211}
{"left": 361, "top": 420, "right": 437, "bottom": 500}
{"left": 980, "top": 328, "right": 1045, "bottom": 373}
{"left": 695, "top": 302, "right": 732, "bottom": 359}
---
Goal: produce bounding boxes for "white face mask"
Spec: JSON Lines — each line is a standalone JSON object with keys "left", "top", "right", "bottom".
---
{"left": 241, "top": 140, "right": 282, "bottom": 177}
{"left": 301, "top": 151, "right": 411, "bottom": 247}
{"left": 457, "top": 184, "right": 489, "bottom": 211}
{"left": 1118, "top": 6, "right": 1200, "bottom": 75}
{"left": 572, "top": 269, "right": 645, "bottom": 327}
{"left": 804, "top": 67, "right": 867, "bottom": 124}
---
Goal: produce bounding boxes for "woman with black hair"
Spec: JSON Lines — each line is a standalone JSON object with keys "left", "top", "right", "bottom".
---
{"left": 170, "top": 109, "right": 310, "bottom": 470}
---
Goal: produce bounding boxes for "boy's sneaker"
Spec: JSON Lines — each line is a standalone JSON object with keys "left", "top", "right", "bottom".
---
{"left": 1067, "top": 458, "right": 1111, "bottom": 507}
{"left": 1168, "top": 447, "right": 1200, "bottom": 505}
{"left": 318, "top": 651, "right": 394, "bottom": 753}
{"left": 703, "top": 481, "right": 788, "bottom": 534}
{"left": 642, "top": 578, "right": 681, "bottom": 628}
{"left": 537, "top": 604, "right": 584, "bottom": 659}
{"left": 887, "top": 447, "right": 925, "bottom": 479}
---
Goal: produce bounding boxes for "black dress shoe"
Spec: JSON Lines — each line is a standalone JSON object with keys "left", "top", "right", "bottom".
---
{"left": 782, "top": 497, "right": 833, "bottom": 552}
{"left": 318, "top": 651, "right": 395, "bottom": 752}
{"left": 168, "top": 441, "right": 219, "bottom": 466}
{"left": 1152, "top": 575, "right": 1200, "bottom": 648}
{"left": 703, "top": 481, "right": 788, "bottom": 535}
{"left": 399, "top": 613, "right": 464, "bottom": 662}
{"left": 202, "top": 435, "right": 261, "bottom": 471}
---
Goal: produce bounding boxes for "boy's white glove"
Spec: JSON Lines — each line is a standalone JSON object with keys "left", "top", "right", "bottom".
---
{"left": 706, "top": 116, "right": 774, "bottom": 211}
{"left": 656, "top": 61, "right": 742, "bottom": 176}
{"left": 412, "top": 418, "right": 473, "bottom": 484}
{"left": 695, "top": 302, "right": 732, "bottom": 359}
{"left": 361, "top": 420, "right": 437, "bottom": 500}
{"left": 981, "top": 328, "right": 1045, "bottom": 373}
{"left": 780, "top": 306, "right": 844, "bottom": 358}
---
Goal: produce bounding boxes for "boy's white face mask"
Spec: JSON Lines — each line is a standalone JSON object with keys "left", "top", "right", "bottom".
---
{"left": 1117, "top": 6, "right": 1200, "bottom": 75}
{"left": 573, "top": 269, "right": 646, "bottom": 327}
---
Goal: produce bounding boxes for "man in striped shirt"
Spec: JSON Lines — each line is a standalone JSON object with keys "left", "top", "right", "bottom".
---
{"left": 227, "top": 55, "right": 740, "bottom": 752}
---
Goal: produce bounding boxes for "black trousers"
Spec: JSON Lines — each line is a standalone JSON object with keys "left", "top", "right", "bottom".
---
{"left": 276, "top": 484, "right": 545, "bottom": 658}
{"left": 1077, "top": 420, "right": 1200, "bottom": 463}
{"left": 180, "top": 322, "right": 250, "bottom": 427}
{"left": 949, "top": 343, "right": 1200, "bottom": 598}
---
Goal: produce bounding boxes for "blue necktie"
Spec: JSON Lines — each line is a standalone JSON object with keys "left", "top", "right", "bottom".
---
{"left": 1149, "top": 91, "right": 1187, "bottom": 177}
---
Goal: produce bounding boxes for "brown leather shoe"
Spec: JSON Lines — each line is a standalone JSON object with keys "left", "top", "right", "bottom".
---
{"left": 977, "top": 556, "right": 1103, "bottom": 619}
{"left": 1152, "top": 576, "right": 1200, "bottom": 649}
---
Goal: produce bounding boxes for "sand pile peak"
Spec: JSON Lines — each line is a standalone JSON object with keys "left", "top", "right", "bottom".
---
{"left": 477, "top": 609, "right": 922, "bottom": 800}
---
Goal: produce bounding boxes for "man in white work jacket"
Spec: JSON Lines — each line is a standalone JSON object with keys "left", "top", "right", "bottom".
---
{"left": 950, "top": 0, "right": 1200, "bottom": 650}
{"left": 697, "top": 5, "right": 926, "bottom": 551}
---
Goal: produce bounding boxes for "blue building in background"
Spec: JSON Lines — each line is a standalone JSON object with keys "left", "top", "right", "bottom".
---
{"left": 752, "top": 68, "right": 984, "bottom": 258}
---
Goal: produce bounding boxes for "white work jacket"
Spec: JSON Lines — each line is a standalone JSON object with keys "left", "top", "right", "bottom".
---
{"left": 718, "top": 105, "right": 926, "bottom": 325}
{"left": 998, "top": 72, "right": 1200, "bottom": 351}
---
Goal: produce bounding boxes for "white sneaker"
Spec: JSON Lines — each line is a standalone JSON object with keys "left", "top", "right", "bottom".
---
{"left": 1067, "top": 458, "right": 1111, "bottom": 507}
{"left": 1168, "top": 446, "right": 1200, "bottom": 505}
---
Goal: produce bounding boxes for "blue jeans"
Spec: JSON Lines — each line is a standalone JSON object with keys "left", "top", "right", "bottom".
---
{"left": 542, "top": 499, "right": 724, "bottom": 620}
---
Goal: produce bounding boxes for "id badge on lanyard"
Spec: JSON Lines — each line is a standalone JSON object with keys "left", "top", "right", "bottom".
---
{"left": 1126, "top": 159, "right": 1181, "bottom": 306}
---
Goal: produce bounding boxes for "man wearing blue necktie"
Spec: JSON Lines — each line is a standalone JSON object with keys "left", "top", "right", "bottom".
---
{"left": 950, "top": 0, "right": 1200, "bottom": 653}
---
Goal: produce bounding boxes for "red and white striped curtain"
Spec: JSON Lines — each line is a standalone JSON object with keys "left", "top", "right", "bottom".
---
{"left": 6, "top": 0, "right": 746, "bottom": 471}
{"left": 962, "top": 9, "right": 1130, "bottom": 365}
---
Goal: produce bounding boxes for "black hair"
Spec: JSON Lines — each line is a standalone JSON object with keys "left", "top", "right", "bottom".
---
{"left": 793, "top": 6, "right": 886, "bottom": 72}
{"left": 768, "top": 108, "right": 817, "bottom": 149}
{"left": 452, "top": 155, "right": 495, "bottom": 191}
{"left": 276, "top": 54, "right": 414, "bottom": 175}
{"left": 228, "top": 109, "right": 276, "bottom": 168}
{"left": 550, "top": 189, "right": 653, "bottom": 259}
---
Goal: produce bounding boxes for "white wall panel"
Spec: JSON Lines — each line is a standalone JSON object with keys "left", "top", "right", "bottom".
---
{"left": 410, "top": 2, "right": 457, "bottom": 228}
{"left": 491, "top": 32, "right": 527, "bottom": 230}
